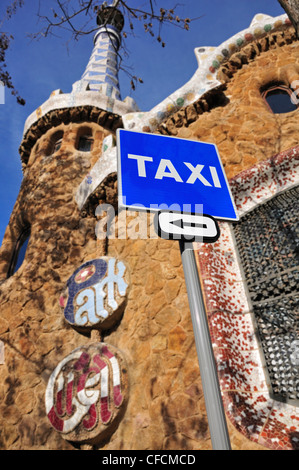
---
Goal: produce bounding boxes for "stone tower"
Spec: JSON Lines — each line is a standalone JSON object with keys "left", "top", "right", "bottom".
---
{"left": 0, "top": 8, "right": 298, "bottom": 451}
{"left": 0, "top": 4, "right": 138, "bottom": 450}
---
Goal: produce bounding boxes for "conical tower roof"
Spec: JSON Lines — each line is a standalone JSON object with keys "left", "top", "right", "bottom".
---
{"left": 75, "top": 5, "right": 125, "bottom": 100}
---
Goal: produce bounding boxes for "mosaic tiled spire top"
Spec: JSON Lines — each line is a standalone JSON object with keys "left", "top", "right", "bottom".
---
{"left": 80, "top": 6, "right": 124, "bottom": 100}
{"left": 23, "top": 4, "right": 138, "bottom": 140}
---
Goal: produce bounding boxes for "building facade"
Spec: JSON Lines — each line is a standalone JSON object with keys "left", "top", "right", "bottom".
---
{"left": 0, "top": 8, "right": 298, "bottom": 450}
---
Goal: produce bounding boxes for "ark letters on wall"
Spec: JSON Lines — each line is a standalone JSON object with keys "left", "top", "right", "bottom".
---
{"left": 59, "top": 257, "right": 130, "bottom": 331}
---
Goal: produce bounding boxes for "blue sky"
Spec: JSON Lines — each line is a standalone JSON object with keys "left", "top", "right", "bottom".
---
{"left": 0, "top": 0, "right": 285, "bottom": 244}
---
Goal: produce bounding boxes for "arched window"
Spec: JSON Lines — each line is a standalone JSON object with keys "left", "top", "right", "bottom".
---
{"left": 76, "top": 127, "right": 94, "bottom": 152}
{"left": 7, "top": 227, "right": 30, "bottom": 278}
{"left": 262, "top": 84, "right": 298, "bottom": 114}
{"left": 233, "top": 186, "right": 299, "bottom": 404}
{"left": 43, "top": 130, "right": 64, "bottom": 156}
{"left": 52, "top": 131, "right": 64, "bottom": 154}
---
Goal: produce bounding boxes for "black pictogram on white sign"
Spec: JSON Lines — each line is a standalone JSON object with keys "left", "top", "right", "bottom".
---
{"left": 154, "top": 211, "right": 220, "bottom": 243}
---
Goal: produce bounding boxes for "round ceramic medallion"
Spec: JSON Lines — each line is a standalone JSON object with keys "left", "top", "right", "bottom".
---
{"left": 45, "top": 343, "right": 129, "bottom": 444}
{"left": 59, "top": 258, "right": 130, "bottom": 331}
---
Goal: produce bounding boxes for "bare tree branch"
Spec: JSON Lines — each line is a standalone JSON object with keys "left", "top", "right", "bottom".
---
{"left": 32, "top": 1, "right": 199, "bottom": 91}
{"left": 0, "top": 0, "right": 25, "bottom": 104}
{"left": 0, "top": 0, "right": 201, "bottom": 103}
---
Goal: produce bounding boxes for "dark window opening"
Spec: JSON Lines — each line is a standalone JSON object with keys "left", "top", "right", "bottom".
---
{"left": 7, "top": 227, "right": 30, "bottom": 278}
{"left": 234, "top": 186, "right": 299, "bottom": 405}
{"left": 76, "top": 127, "right": 94, "bottom": 153}
{"left": 78, "top": 135, "right": 94, "bottom": 152}
{"left": 262, "top": 85, "right": 298, "bottom": 114}
{"left": 44, "top": 130, "right": 64, "bottom": 156}
{"left": 53, "top": 138, "right": 63, "bottom": 153}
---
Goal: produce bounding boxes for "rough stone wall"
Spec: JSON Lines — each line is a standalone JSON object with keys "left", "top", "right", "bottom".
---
{"left": 101, "top": 236, "right": 208, "bottom": 450}
{"left": 0, "top": 121, "right": 110, "bottom": 449}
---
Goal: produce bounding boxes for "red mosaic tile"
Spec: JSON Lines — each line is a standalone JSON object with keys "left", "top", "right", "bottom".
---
{"left": 194, "top": 148, "right": 299, "bottom": 450}
{"left": 258, "top": 403, "right": 299, "bottom": 451}
{"left": 214, "top": 347, "right": 267, "bottom": 393}
{"left": 209, "top": 311, "right": 258, "bottom": 352}
{"left": 222, "top": 391, "right": 273, "bottom": 444}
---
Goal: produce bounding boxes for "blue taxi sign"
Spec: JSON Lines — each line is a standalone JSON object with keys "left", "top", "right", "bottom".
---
{"left": 117, "top": 129, "right": 238, "bottom": 221}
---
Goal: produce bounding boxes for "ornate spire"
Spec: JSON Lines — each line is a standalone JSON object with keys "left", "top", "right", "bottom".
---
{"left": 21, "top": 2, "right": 138, "bottom": 150}
{"left": 80, "top": 5, "right": 125, "bottom": 100}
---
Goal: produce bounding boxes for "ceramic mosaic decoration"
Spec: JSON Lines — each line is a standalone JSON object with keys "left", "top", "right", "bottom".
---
{"left": 59, "top": 258, "right": 129, "bottom": 331}
{"left": 195, "top": 147, "right": 299, "bottom": 450}
{"left": 48, "top": 257, "right": 130, "bottom": 445}
{"left": 45, "top": 343, "right": 129, "bottom": 444}
{"left": 80, "top": 21, "right": 123, "bottom": 100}
{"left": 22, "top": 9, "right": 138, "bottom": 138}
{"left": 122, "top": 13, "right": 292, "bottom": 134}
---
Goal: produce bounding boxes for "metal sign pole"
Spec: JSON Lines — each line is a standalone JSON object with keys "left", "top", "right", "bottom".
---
{"left": 117, "top": 129, "right": 238, "bottom": 450}
{"left": 179, "top": 240, "right": 231, "bottom": 451}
